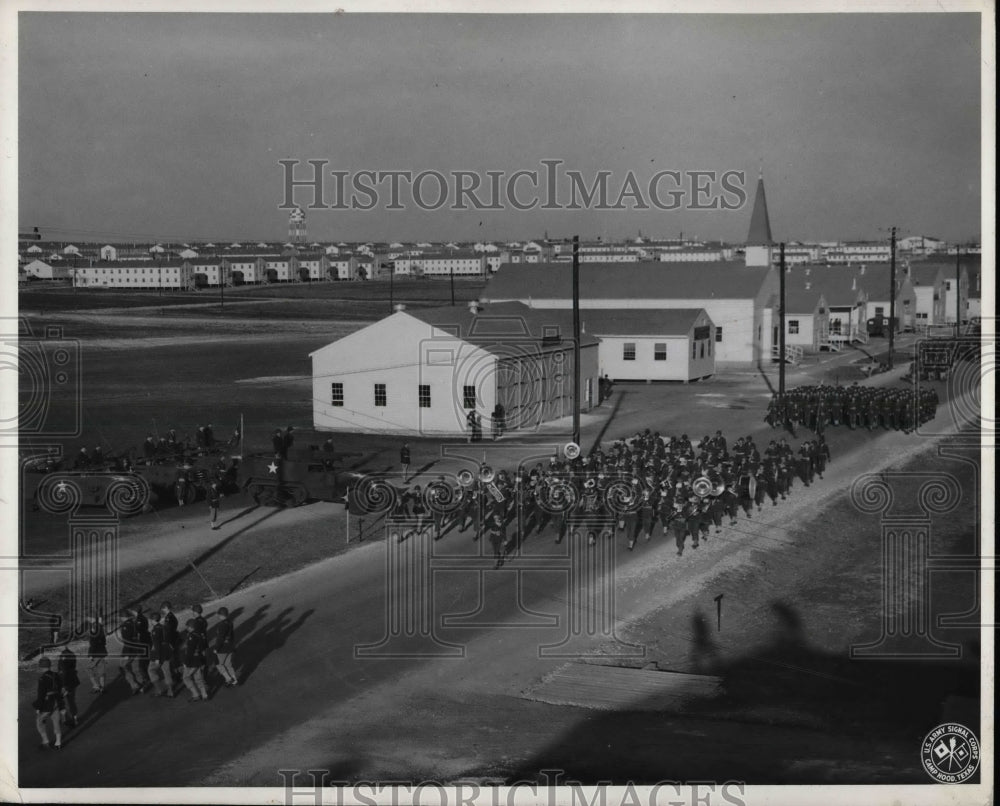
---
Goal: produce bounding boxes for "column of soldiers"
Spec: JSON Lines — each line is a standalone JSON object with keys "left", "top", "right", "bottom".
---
{"left": 31, "top": 602, "right": 240, "bottom": 750}
{"left": 766, "top": 384, "right": 938, "bottom": 434}
{"left": 373, "top": 427, "right": 831, "bottom": 567}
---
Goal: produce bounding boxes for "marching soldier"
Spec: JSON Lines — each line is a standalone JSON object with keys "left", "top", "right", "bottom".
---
{"left": 148, "top": 612, "right": 174, "bottom": 697}
{"left": 57, "top": 646, "right": 80, "bottom": 729}
{"left": 487, "top": 511, "right": 506, "bottom": 569}
{"left": 32, "top": 658, "right": 64, "bottom": 750}
{"left": 119, "top": 609, "right": 147, "bottom": 695}
{"left": 208, "top": 481, "right": 222, "bottom": 529}
{"left": 181, "top": 619, "right": 210, "bottom": 702}
{"left": 213, "top": 607, "right": 239, "bottom": 687}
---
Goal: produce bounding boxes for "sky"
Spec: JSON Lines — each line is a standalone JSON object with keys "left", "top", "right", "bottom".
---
{"left": 15, "top": 12, "right": 984, "bottom": 245}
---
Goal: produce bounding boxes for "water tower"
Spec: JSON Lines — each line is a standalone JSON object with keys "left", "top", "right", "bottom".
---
{"left": 288, "top": 206, "right": 307, "bottom": 244}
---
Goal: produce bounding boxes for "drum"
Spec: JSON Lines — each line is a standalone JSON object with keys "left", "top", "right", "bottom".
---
{"left": 738, "top": 474, "right": 757, "bottom": 500}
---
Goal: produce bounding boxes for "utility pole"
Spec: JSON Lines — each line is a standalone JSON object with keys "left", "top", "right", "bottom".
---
{"left": 888, "top": 226, "right": 897, "bottom": 369}
{"left": 450, "top": 262, "right": 455, "bottom": 306}
{"left": 955, "top": 245, "right": 962, "bottom": 335}
{"left": 389, "top": 263, "right": 394, "bottom": 312}
{"left": 572, "top": 235, "right": 581, "bottom": 448}
{"left": 778, "top": 242, "right": 786, "bottom": 401}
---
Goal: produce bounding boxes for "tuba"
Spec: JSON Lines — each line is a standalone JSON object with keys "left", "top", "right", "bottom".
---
{"left": 479, "top": 465, "right": 496, "bottom": 485}
{"left": 457, "top": 469, "right": 476, "bottom": 488}
{"left": 692, "top": 475, "right": 723, "bottom": 498}
{"left": 563, "top": 442, "right": 581, "bottom": 461}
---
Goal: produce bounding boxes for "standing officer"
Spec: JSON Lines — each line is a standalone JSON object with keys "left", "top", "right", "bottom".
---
{"left": 161, "top": 601, "right": 181, "bottom": 687}
{"left": 208, "top": 481, "right": 222, "bottom": 530}
{"left": 487, "top": 511, "right": 506, "bottom": 569}
{"left": 400, "top": 442, "right": 411, "bottom": 483}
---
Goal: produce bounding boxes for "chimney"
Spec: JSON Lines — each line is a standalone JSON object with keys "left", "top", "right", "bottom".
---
{"left": 394, "top": 303, "right": 406, "bottom": 312}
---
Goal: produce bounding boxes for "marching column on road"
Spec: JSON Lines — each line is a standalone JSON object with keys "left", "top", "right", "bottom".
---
{"left": 366, "top": 419, "right": 897, "bottom": 566}
{"left": 765, "top": 383, "right": 939, "bottom": 434}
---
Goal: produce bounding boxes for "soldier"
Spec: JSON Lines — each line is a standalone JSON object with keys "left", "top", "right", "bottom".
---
{"left": 85, "top": 613, "right": 107, "bottom": 694}
{"left": 639, "top": 485, "right": 658, "bottom": 543}
{"left": 283, "top": 426, "right": 295, "bottom": 455}
{"left": 271, "top": 429, "right": 285, "bottom": 458}
{"left": 143, "top": 435, "right": 157, "bottom": 459}
{"left": 670, "top": 500, "right": 689, "bottom": 557}
{"left": 797, "top": 442, "right": 814, "bottom": 487}
{"left": 866, "top": 393, "right": 881, "bottom": 431}
{"left": 160, "top": 601, "right": 181, "bottom": 684}
{"left": 175, "top": 469, "right": 190, "bottom": 508}
{"left": 147, "top": 612, "right": 174, "bottom": 697}
{"left": 135, "top": 605, "right": 152, "bottom": 686}
{"left": 196, "top": 425, "right": 207, "bottom": 450}
{"left": 180, "top": 619, "right": 210, "bottom": 702}
{"left": 487, "top": 511, "right": 506, "bottom": 569}
{"left": 399, "top": 442, "right": 411, "bottom": 483}
{"left": 213, "top": 607, "right": 239, "bottom": 687}
{"left": 32, "top": 658, "right": 64, "bottom": 750}
{"left": 428, "top": 476, "right": 449, "bottom": 540}
{"left": 685, "top": 495, "right": 703, "bottom": 551}
{"left": 74, "top": 447, "right": 91, "bottom": 470}
{"left": 57, "top": 646, "right": 80, "bottom": 728}
{"left": 208, "top": 481, "right": 222, "bottom": 530}
{"left": 409, "top": 485, "right": 429, "bottom": 537}
{"left": 204, "top": 424, "right": 215, "bottom": 448}
{"left": 119, "top": 609, "right": 147, "bottom": 695}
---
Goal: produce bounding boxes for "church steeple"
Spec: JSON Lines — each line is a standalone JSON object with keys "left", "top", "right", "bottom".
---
{"left": 745, "top": 169, "right": 774, "bottom": 267}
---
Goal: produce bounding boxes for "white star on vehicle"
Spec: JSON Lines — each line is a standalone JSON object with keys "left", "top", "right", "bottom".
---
{"left": 55, "top": 482, "right": 68, "bottom": 494}
{"left": 267, "top": 461, "right": 279, "bottom": 474}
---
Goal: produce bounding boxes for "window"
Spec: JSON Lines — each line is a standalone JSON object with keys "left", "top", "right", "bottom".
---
{"left": 874, "top": 306, "right": 884, "bottom": 317}
{"left": 692, "top": 341, "right": 697, "bottom": 359}
{"left": 715, "top": 327, "right": 723, "bottom": 343}
{"left": 699, "top": 342, "right": 705, "bottom": 359}
{"left": 623, "top": 343, "right": 636, "bottom": 361}
{"left": 330, "top": 383, "right": 344, "bottom": 407}
{"left": 419, "top": 384, "right": 431, "bottom": 408}
{"left": 374, "top": 383, "right": 387, "bottom": 407}
{"left": 917, "top": 312, "right": 928, "bottom": 320}
{"left": 788, "top": 320, "right": 800, "bottom": 334}
{"left": 463, "top": 385, "right": 476, "bottom": 409}
{"left": 654, "top": 343, "right": 667, "bottom": 361}
{"left": 945, "top": 281, "right": 952, "bottom": 290}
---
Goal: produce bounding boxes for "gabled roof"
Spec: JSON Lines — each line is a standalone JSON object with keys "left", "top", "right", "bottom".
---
{"left": 579, "top": 308, "right": 708, "bottom": 336}
{"left": 854, "top": 265, "right": 911, "bottom": 300}
{"left": 906, "top": 264, "right": 945, "bottom": 285}
{"left": 785, "top": 266, "right": 865, "bottom": 307}
{"left": 406, "top": 302, "right": 599, "bottom": 351}
{"left": 781, "top": 287, "right": 827, "bottom": 314}
{"left": 483, "top": 263, "right": 772, "bottom": 302}
{"left": 746, "top": 176, "right": 774, "bottom": 246}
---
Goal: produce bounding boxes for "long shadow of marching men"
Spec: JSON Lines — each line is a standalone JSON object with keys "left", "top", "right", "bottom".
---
{"left": 235, "top": 606, "right": 315, "bottom": 684}
{"left": 68, "top": 665, "right": 140, "bottom": 745}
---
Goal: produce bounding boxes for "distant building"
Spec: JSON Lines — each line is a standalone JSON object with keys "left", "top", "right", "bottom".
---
{"left": 905, "top": 263, "right": 948, "bottom": 326}
{"left": 23, "top": 259, "right": 70, "bottom": 281}
{"left": 824, "top": 241, "right": 892, "bottom": 264}
{"left": 73, "top": 260, "right": 192, "bottom": 289}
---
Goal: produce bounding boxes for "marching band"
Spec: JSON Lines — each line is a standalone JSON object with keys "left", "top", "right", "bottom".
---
{"left": 363, "top": 428, "right": 834, "bottom": 566}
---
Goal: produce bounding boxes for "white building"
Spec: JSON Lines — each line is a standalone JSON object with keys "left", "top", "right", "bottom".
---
{"left": 73, "top": 260, "right": 193, "bottom": 289}
{"left": 824, "top": 241, "right": 892, "bottom": 264}
{"left": 905, "top": 264, "right": 949, "bottom": 326}
{"left": 483, "top": 262, "right": 778, "bottom": 367}
{"left": 658, "top": 247, "right": 725, "bottom": 263}
{"left": 223, "top": 256, "right": 264, "bottom": 285}
{"left": 310, "top": 302, "right": 599, "bottom": 436}
{"left": 581, "top": 309, "right": 716, "bottom": 382}
{"left": 22, "top": 259, "right": 70, "bottom": 280}
{"left": 392, "top": 251, "right": 485, "bottom": 277}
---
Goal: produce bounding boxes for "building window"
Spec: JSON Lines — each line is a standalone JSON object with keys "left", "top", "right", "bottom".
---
{"left": 699, "top": 342, "right": 705, "bottom": 359}
{"left": 874, "top": 306, "right": 884, "bottom": 317}
{"left": 623, "top": 343, "right": 636, "bottom": 361}
{"left": 419, "top": 384, "right": 431, "bottom": 408}
{"left": 715, "top": 327, "right": 723, "bottom": 343}
{"left": 463, "top": 385, "right": 476, "bottom": 409}
{"left": 654, "top": 343, "right": 667, "bottom": 361}
{"left": 917, "top": 312, "right": 928, "bottom": 320}
{"left": 788, "top": 320, "right": 800, "bottom": 334}
{"left": 330, "top": 383, "right": 344, "bottom": 406}
{"left": 692, "top": 341, "right": 697, "bottom": 359}
{"left": 374, "top": 383, "right": 387, "bottom": 407}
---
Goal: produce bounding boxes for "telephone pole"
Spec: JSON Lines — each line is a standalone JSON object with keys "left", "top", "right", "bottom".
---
{"left": 888, "top": 226, "right": 897, "bottom": 369}
{"left": 778, "top": 242, "right": 786, "bottom": 400}
{"left": 572, "top": 235, "right": 581, "bottom": 447}
{"left": 955, "top": 245, "right": 962, "bottom": 335}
